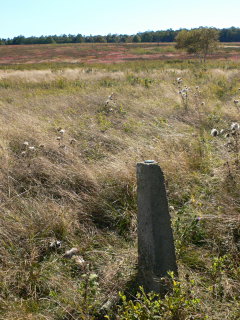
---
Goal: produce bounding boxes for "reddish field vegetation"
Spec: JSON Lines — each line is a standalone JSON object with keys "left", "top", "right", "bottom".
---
{"left": 0, "top": 42, "right": 240, "bottom": 65}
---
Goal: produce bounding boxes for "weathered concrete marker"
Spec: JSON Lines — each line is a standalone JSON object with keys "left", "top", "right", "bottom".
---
{"left": 137, "top": 160, "right": 178, "bottom": 293}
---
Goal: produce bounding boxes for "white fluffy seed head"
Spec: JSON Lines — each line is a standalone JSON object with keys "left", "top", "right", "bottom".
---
{"left": 50, "top": 240, "right": 62, "bottom": 249}
{"left": 231, "top": 122, "right": 240, "bottom": 130}
{"left": 63, "top": 247, "right": 79, "bottom": 258}
{"left": 211, "top": 129, "right": 219, "bottom": 137}
{"left": 108, "top": 92, "right": 114, "bottom": 100}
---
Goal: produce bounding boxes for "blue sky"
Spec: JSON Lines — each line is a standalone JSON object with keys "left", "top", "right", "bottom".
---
{"left": 1, "top": 0, "right": 240, "bottom": 38}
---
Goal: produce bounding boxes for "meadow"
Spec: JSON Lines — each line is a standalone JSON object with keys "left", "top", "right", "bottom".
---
{"left": 0, "top": 43, "right": 239, "bottom": 319}
{"left": 1, "top": 42, "right": 240, "bottom": 65}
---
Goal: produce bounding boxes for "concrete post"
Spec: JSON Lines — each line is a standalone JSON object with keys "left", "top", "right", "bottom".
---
{"left": 137, "top": 160, "right": 178, "bottom": 293}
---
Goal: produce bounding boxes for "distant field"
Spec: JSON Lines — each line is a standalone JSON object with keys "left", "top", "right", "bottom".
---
{"left": 0, "top": 42, "right": 240, "bottom": 65}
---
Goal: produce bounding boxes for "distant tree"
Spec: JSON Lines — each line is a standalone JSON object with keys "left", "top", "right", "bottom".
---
{"left": 163, "top": 29, "right": 175, "bottom": 42}
{"left": 73, "top": 34, "right": 84, "bottom": 43}
{"left": 119, "top": 35, "right": 130, "bottom": 43}
{"left": 132, "top": 35, "right": 141, "bottom": 43}
{"left": 105, "top": 34, "right": 114, "bottom": 43}
{"left": 45, "top": 36, "right": 56, "bottom": 44}
{"left": 141, "top": 32, "right": 153, "bottom": 42}
{"left": 12, "top": 35, "right": 25, "bottom": 45}
{"left": 175, "top": 28, "right": 219, "bottom": 61}
{"left": 85, "top": 36, "right": 93, "bottom": 43}
{"left": 93, "top": 35, "right": 107, "bottom": 43}
{"left": 220, "top": 27, "right": 240, "bottom": 42}
{"left": 3, "top": 27, "right": 240, "bottom": 46}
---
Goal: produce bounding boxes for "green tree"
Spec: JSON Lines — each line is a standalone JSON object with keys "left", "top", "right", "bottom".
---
{"left": 93, "top": 35, "right": 107, "bottom": 43}
{"left": 132, "top": 35, "right": 141, "bottom": 43}
{"left": 175, "top": 27, "right": 219, "bottom": 61}
{"left": 141, "top": 32, "right": 153, "bottom": 42}
{"left": 12, "top": 35, "right": 25, "bottom": 45}
{"left": 73, "top": 34, "right": 84, "bottom": 43}
{"left": 106, "top": 34, "right": 117, "bottom": 43}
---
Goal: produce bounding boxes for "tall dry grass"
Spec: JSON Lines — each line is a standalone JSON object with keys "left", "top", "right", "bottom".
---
{"left": 0, "top": 61, "right": 239, "bottom": 319}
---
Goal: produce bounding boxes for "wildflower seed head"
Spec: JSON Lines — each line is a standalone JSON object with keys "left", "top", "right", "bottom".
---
{"left": 50, "top": 240, "right": 62, "bottom": 249}
{"left": 72, "top": 256, "right": 86, "bottom": 267}
{"left": 108, "top": 92, "right": 114, "bottom": 100}
{"left": 70, "top": 138, "right": 77, "bottom": 145}
{"left": 231, "top": 122, "right": 240, "bottom": 130}
{"left": 211, "top": 129, "right": 219, "bottom": 137}
{"left": 63, "top": 247, "right": 79, "bottom": 258}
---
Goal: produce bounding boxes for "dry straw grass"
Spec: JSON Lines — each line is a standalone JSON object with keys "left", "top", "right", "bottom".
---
{"left": 0, "top": 60, "right": 239, "bottom": 319}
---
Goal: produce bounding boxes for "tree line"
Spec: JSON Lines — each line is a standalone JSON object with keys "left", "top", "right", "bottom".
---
{"left": 1, "top": 27, "right": 240, "bottom": 45}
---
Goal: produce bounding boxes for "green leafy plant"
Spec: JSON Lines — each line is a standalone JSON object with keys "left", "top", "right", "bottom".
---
{"left": 107, "top": 273, "right": 201, "bottom": 320}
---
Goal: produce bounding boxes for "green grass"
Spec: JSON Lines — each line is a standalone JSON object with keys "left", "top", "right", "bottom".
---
{"left": 128, "top": 45, "right": 177, "bottom": 55}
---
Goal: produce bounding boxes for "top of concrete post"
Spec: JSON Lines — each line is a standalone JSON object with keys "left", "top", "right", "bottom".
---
{"left": 143, "top": 160, "right": 157, "bottom": 164}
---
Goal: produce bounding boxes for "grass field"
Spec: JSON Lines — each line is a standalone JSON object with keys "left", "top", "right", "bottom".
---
{"left": 0, "top": 44, "right": 239, "bottom": 319}
{"left": 1, "top": 42, "right": 240, "bottom": 65}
